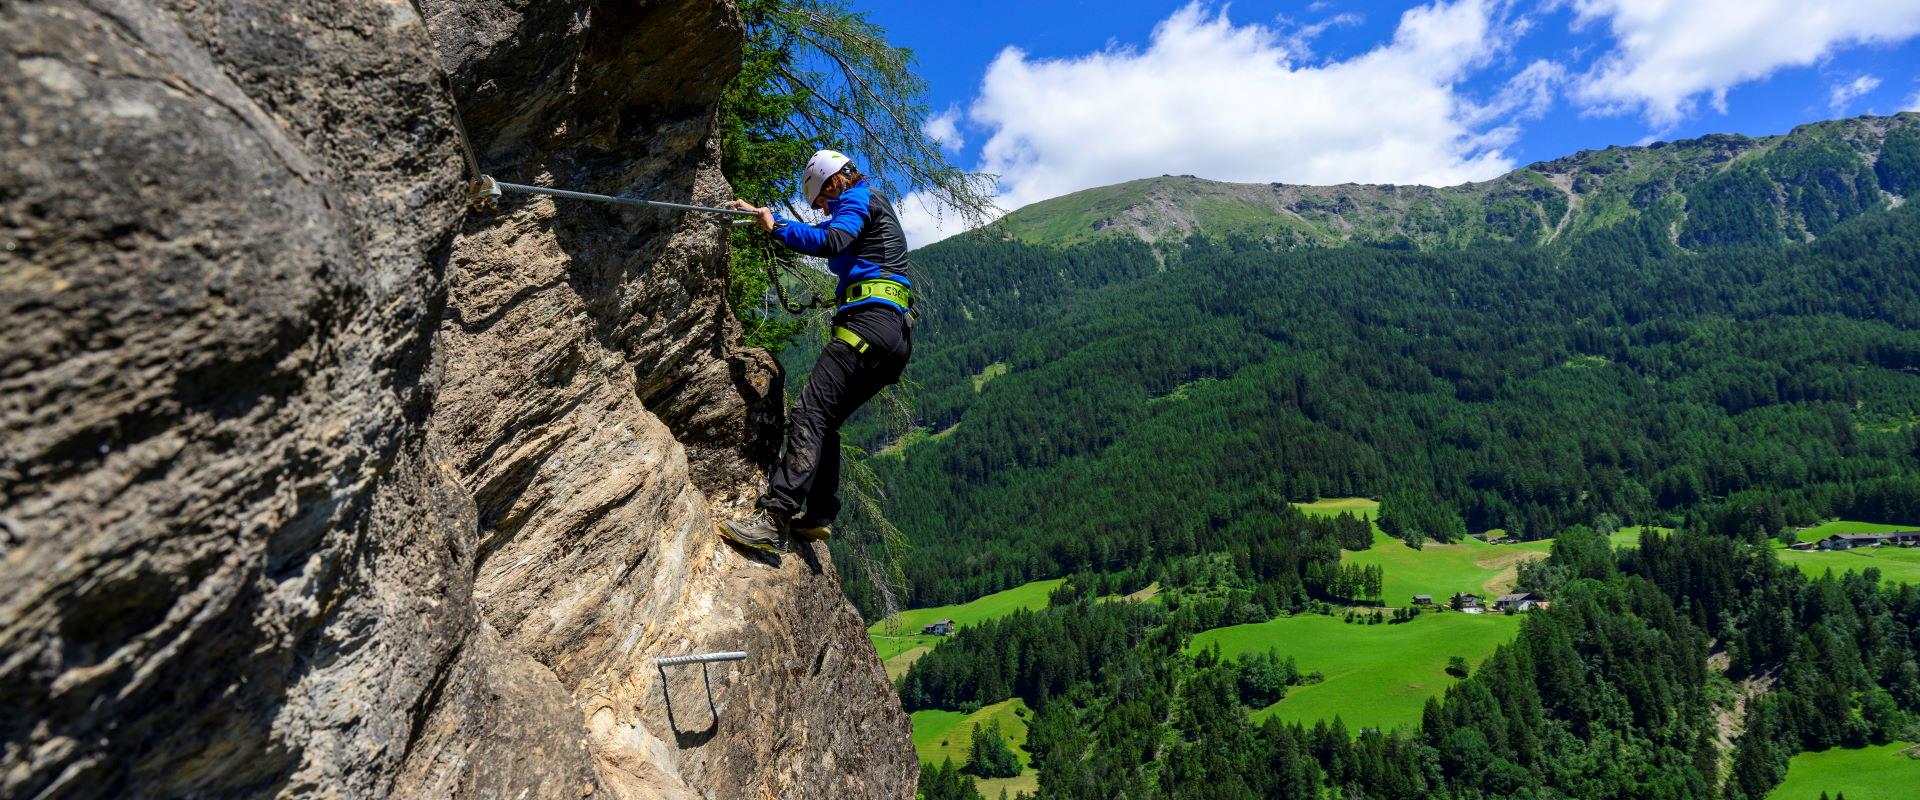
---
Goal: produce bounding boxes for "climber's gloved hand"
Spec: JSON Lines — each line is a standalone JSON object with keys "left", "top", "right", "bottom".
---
{"left": 728, "top": 200, "right": 776, "bottom": 233}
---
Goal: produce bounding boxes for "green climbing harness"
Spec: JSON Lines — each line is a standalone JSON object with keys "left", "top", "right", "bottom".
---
{"left": 829, "top": 281, "right": 915, "bottom": 353}
{"left": 839, "top": 278, "right": 912, "bottom": 310}
{"left": 831, "top": 326, "right": 869, "bottom": 353}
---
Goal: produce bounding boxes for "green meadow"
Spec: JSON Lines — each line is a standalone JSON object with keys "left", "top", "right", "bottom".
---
{"left": 1344, "top": 530, "right": 1551, "bottom": 606}
{"left": 1298, "top": 496, "right": 1665, "bottom": 605}
{"left": 1766, "top": 742, "right": 1920, "bottom": 799}
{"left": 870, "top": 578, "right": 1066, "bottom": 636}
{"left": 869, "top": 578, "right": 1066, "bottom": 679}
{"left": 1297, "top": 497, "right": 1547, "bottom": 603}
{"left": 1778, "top": 545, "right": 1920, "bottom": 587}
{"left": 1771, "top": 520, "right": 1920, "bottom": 587}
{"left": 1789, "top": 519, "right": 1918, "bottom": 544}
{"left": 1609, "top": 526, "right": 1658, "bottom": 548}
{"left": 972, "top": 362, "right": 1011, "bottom": 393}
{"left": 1188, "top": 611, "right": 1522, "bottom": 732}
{"left": 882, "top": 645, "right": 932, "bottom": 682}
{"left": 911, "top": 698, "right": 1039, "bottom": 798}
{"left": 1294, "top": 497, "right": 1382, "bottom": 518}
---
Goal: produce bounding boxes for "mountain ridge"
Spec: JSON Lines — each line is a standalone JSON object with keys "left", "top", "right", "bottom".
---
{"left": 970, "top": 113, "right": 1918, "bottom": 251}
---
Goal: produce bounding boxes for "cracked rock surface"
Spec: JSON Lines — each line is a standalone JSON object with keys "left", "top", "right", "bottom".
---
{"left": 0, "top": 1, "right": 913, "bottom": 797}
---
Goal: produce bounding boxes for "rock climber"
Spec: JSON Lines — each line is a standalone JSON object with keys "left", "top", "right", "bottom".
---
{"left": 717, "top": 150, "right": 914, "bottom": 552}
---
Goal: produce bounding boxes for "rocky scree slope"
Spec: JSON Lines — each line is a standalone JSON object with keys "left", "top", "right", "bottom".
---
{"left": 0, "top": 1, "right": 911, "bottom": 798}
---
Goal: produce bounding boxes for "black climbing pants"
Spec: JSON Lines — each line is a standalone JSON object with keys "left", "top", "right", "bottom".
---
{"left": 760, "top": 304, "right": 912, "bottom": 521}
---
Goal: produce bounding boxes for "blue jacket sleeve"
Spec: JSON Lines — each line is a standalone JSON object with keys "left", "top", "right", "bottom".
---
{"left": 772, "top": 187, "right": 869, "bottom": 256}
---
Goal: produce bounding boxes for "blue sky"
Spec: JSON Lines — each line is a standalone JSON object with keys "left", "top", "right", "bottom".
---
{"left": 847, "top": 0, "right": 1920, "bottom": 245}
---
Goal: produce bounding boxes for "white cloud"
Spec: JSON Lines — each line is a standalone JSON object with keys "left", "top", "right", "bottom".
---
{"left": 1569, "top": 0, "right": 1920, "bottom": 126}
{"left": 924, "top": 108, "right": 965, "bottom": 153}
{"left": 1907, "top": 90, "right": 1920, "bottom": 112}
{"left": 1829, "top": 75, "right": 1883, "bottom": 113}
{"left": 1467, "top": 59, "right": 1567, "bottom": 126}
{"left": 1276, "top": 12, "right": 1364, "bottom": 60}
{"left": 902, "top": 0, "right": 1538, "bottom": 247}
{"left": 898, "top": 190, "right": 976, "bottom": 251}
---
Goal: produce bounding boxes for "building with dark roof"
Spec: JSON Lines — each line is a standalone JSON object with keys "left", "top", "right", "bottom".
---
{"left": 1816, "top": 531, "right": 1920, "bottom": 550}
{"left": 1494, "top": 592, "right": 1539, "bottom": 612}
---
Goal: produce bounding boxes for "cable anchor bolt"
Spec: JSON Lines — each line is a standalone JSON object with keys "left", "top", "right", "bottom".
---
{"left": 467, "top": 175, "right": 501, "bottom": 212}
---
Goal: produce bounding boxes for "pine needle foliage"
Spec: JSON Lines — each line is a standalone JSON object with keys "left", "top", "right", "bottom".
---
{"left": 717, "top": 0, "right": 996, "bottom": 352}
{"left": 724, "top": 0, "right": 997, "bottom": 221}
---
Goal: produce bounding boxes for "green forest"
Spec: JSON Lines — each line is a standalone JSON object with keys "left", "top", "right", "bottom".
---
{"left": 808, "top": 115, "right": 1920, "bottom": 800}
{"left": 838, "top": 119, "right": 1920, "bottom": 612}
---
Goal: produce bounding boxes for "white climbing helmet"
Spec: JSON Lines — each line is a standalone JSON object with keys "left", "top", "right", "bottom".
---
{"left": 802, "top": 149, "right": 853, "bottom": 206}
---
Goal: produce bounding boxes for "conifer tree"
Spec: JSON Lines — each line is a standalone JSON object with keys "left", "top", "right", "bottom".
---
{"left": 964, "top": 720, "right": 1022, "bottom": 779}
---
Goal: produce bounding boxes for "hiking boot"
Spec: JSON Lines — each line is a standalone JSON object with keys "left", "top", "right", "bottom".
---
{"left": 718, "top": 511, "right": 788, "bottom": 553}
{"left": 793, "top": 517, "right": 832, "bottom": 542}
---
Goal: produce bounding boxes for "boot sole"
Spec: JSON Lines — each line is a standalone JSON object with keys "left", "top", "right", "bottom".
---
{"left": 716, "top": 522, "right": 782, "bottom": 553}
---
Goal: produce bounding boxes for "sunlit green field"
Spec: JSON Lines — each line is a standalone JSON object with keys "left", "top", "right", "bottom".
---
{"left": 1188, "top": 611, "right": 1522, "bottom": 732}
{"left": 869, "top": 578, "right": 1066, "bottom": 677}
{"left": 972, "top": 361, "right": 1011, "bottom": 393}
{"left": 870, "top": 578, "right": 1066, "bottom": 636}
{"left": 882, "top": 645, "right": 932, "bottom": 681}
{"left": 1608, "top": 525, "right": 1672, "bottom": 548}
{"left": 911, "top": 698, "right": 1038, "bottom": 797}
{"left": 1789, "top": 519, "right": 1919, "bottom": 544}
{"left": 872, "top": 632, "right": 934, "bottom": 662}
{"left": 1778, "top": 545, "right": 1920, "bottom": 587}
{"left": 1299, "top": 496, "right": 1548, "bottom": 602}
{"left": 1294, "top": 497, "right": 1381, "bottom": 518}
{"left": 1769, "top": 520, "right": 1920, "bottom": 586}
{"left": 1766, "top": 742, "right": 1920, "bottom": 799}
{"left": 1119, "top": 581, "right": 1162, "bottom": 603}
{"left": 1343, "top": 529, "right": 1551, "bottom": 605}
{"left": 1301, "top": 499, "right": 1664, "bottom": 603}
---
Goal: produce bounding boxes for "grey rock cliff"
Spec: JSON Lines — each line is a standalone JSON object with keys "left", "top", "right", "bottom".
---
{"left": 0, "top": 1, "right": 914, "bottom": 797}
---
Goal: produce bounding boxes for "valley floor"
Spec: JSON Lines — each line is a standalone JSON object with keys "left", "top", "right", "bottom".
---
{"left": 874, "top": 506, "right": 1920, "bottom": 796}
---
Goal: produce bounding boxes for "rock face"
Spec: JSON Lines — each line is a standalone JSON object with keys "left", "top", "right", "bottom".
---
{"left": 0, "top": 1, "right": 914, "bottom": 797}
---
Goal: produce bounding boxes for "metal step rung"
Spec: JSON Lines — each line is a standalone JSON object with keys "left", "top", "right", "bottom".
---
{"left": 654, "top": 651, "right": 747, "bottom": 667}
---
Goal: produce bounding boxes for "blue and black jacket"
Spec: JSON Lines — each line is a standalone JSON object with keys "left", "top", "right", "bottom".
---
{"left": 770, "top": 179, "right": 912, "bottom": 313}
